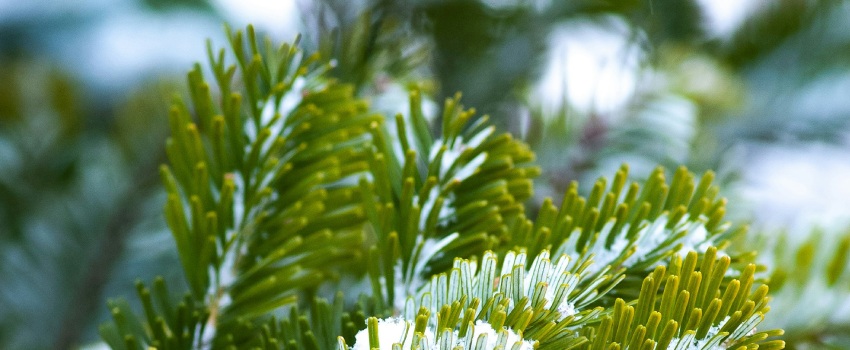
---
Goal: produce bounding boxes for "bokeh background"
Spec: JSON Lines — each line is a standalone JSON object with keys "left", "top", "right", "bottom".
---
{"left": 2, "top": 0, "right": 850, "bottom": 349}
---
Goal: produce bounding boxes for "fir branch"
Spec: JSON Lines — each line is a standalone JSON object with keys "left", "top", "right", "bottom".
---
{"left": 99, "top": 25, "right": 786, "bottom": 350}
{"left": 339, "top": 249, "right": 607, "bottom": 349}
{"left": 511, "top": 165, "right": 752, "bottom": 304}
{"left": 99, "top": 278, "right": 209, "bottom": 350}
{"left": 103, "top": 25, "right": 379, "bottom": 348}
{"left": 363, "top": 91, "right": 539, "bottom": 312}
{"left": 580, "top": 247, "right": 784, "bottom": 350}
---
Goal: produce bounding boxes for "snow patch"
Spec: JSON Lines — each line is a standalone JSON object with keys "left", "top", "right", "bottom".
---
{"left": 454, "top": 320, "right": 535, "bottom": 350}
{"left": 351, "top": 318, "right": 534, "bottom": 350}
{"left": 352, "top": 317, "right": 434, "bottom": 350}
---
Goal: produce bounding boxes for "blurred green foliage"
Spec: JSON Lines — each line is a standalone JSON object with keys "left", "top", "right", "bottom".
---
{"left": 0, "top": 59, "right": 180, "bottom": 349}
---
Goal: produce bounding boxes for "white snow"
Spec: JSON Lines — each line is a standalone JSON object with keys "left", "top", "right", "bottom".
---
{"left": 667, "top": 316, "right": 731, "bottom": 350}
{"left": 352, "top": 317, "right": 434, "bottom": 350}
{"left": 350, "top": 318, "right": 533, "bottom": 350}
{"left": 454, "top": 320, "right": 534, "bottom": 350}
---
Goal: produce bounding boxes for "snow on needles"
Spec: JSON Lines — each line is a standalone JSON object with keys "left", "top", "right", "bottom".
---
{"left": 351, "top": 318, "right": 533, "bottom": 350}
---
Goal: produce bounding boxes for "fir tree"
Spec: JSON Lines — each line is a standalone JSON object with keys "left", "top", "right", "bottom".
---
{"left": 99, "top": 25, "right": 785, "bottom": 350}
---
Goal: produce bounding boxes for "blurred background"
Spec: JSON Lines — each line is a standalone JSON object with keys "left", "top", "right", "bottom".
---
{"left": 2, "top": 0, "right": 850, "bottom": 349}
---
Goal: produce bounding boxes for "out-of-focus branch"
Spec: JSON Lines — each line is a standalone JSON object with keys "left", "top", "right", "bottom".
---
{"left": 53, "top": 153, "right": 163, "bottom": 350}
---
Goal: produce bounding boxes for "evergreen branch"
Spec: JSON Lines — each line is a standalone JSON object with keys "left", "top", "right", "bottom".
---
{"left": 364, "top": 91, "right": 539, "bottom": 312}
{"left": 98, "top": 24, "right": 787, "bottom": 350}
{"left": 99, "top": 278, "right": 209, "bottom": 350}
{"left": 103, "top": 26, "right": 380, "bottom": 348}
{"left": 339, "top": 248, "right": 611, "bottom": 349}
{"left": 212, "top": 293, "right": 374, "bottom": 349}
{"left": 512, "top": 165, "right": 752, "bottom": 304}
{"left": 580, "top": 247, "right": 784, "bottom": 350}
